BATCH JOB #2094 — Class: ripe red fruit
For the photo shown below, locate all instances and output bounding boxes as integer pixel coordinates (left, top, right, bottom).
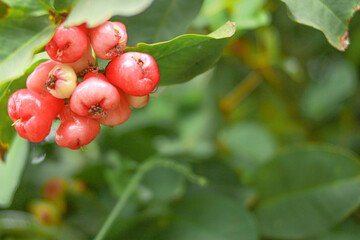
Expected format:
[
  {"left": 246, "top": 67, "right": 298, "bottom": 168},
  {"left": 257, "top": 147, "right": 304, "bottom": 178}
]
[
  {"left": 55, "top": 105, "right": 101, "bottom": 149},
  {"left": 82, "top": 72, "right": 107, "bottom": 82},
  {"left": 45, "top": 22, "right": 89, "bottom": 63},
  {"left": 70, "top": 74, "right": 120, "bottom": 119},
  {"left": 125, "top": 94, "right": 149, "bottom": 108},
  {"left": 106, "top": 52, "right": 160, "bottom": 96},
  {"left": 8, "top": 89, "right": 64, "bottom": 142},
  {"left": 89, "top": 21, "right": 127, "bottom": 60},
  {"left": 26, "top": 60, "right": 59, "bottom": 94},
  {"left": 47, "top": 64, "right": 77, "bottom": 99},
  {"left": 98, "top": 89, "right": 132, "bottom": 126}
]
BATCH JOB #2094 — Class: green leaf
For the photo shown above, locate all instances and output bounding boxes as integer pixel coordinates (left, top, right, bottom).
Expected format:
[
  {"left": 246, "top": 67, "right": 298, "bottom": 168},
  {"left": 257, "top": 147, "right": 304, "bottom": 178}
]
[
  {"left": 280, "top": 0, "right": 360, "bottom": 51},
  {"left": 53, "top": 0, "right": 76, "bottom": 12},
  {"left": 0, "top": 10, "right": 55, "bottom": 85},
  {"left": 117, "top": 0, "right": 203, "bottom": 45},
  {"left": 0, "top": 135, "right": 29, "bottom": 208},
  {"left": 313, "top": 218, "right": 360, "bottom": 240},
  {"left": 231, "top": 0, "right": 270, "bottom": 30},
  {"left": 126, "top": 21, "right": 236, "bottom": 86},
  {"left": 159, "top": 194, "right": 258, "bottom": 240},
  {"left": 301, "top": 60, "right": 357, "bottom": 120},
  {"left": 0, "top": 1, "right": 9, "bottom": 19},
  {"left": 66, "top": 0, "right": 154, "bottom": 28},
  {"left": 219, "top": 122, "right": 277, "bottom": 172},
  {"left": 2, "top": 0, "right": 49, "bottom": 16},
  {"left": 252, "top": 146, "right": 360, "bottom": 239}
]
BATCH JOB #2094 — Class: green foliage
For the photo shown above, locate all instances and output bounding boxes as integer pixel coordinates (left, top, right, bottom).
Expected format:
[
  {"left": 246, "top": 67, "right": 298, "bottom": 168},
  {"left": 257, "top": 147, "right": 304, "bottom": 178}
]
[
  {"left": 126, "top": 21, "right": 236, "bottom": 86},
  {"left": 118, "top": 0, "right": 204, "bottom": 45},
  {"left": 66, "top": 0, "right": 154, "bottom": 28},
  {"left": 252, "top": 146, "right": 360, "bottom": 239},
  {"left": 0, "top": 135, "right": 29, "bottom": 207},
  {"left": 280, "top": 0, "right": 360, "bottom": 51}
]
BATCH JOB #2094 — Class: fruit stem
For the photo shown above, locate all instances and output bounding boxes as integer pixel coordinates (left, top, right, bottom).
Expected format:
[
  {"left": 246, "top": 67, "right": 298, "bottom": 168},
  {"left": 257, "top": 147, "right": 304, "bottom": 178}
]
[{"left": 11, "top": 119, "right": 22, "bottom": 126}]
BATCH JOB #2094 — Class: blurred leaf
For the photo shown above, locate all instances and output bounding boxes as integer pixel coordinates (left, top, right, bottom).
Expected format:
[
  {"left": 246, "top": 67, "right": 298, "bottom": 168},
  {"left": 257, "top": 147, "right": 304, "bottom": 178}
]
[
  {"left": 53, "top": 0, "right": 76, "bottom": 12},
  {"left": 2, "top": 0, "right": 49, "bottom": 16},
  {"left": 252, "top": 146, "right": 360, "bottom": 239},
  {"left": 219, "top": 122, "right": 277, "bottom": 171},
  {"left": 301, "top": 60, "right": 357, "bottom": 120},
  {"left": 280, "top": 0, "right": 360, "bottom": 51},
  {"left": 0, "top": 1, "right": 9, "bottom": 19},
  {"left": 142, "top": 166, "right": 185, "bottom": 201},
  {"left": 159, "top": 194, "right": 258, "bottom": 240},
  {"left": 231, "top": 0, "right": 270, "bottom": 30},
  {"left": 126, "top": 21, "right": 236, "bottom": 86},
  {"left": 0, "top": 10, "right": 54, "bottom": 85},
  {"left": 66, "top": 0, "right": 154, "bottom": 28},
  {"left": 0, "top": 135, "right": 29, "bottom": 208},
  {"left": 313, "top": 218, "right": 360, "bottom": 240}
]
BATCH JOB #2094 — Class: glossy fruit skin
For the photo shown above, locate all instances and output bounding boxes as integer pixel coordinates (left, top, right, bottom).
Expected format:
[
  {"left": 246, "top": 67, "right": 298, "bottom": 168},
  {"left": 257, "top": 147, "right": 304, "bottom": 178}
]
[
  {"left": 125, "top": 94, "right": 149, "bottom": 108},
  {"left": 106, "top": 52, "right": 160, "bottom": 96},
  {"left": 47, "top": 64, "right": 77, "bottom": 99},
  {"left": 89, "top": 21, "right": 127, "bottom": 60},
  {"left": 45, "top": 22, "right": 89, "bottom": 63},
  {"left": 8, "top": 89, "right": 64, "bottom": 142},
  {"left": 70, "top": 75, "right": 120, "bottom": 119},
  {"left": 98, "top": 89, "right": 132, "bottom": 126},
  {"left": 82, "top": 72, "right": 107, "bottom": 82},
  {"left": 26, "top": 60, "right": 59, "bottom": 94},
  {"left": 55, "top": 105, "right": 101, "bottom": 149}
]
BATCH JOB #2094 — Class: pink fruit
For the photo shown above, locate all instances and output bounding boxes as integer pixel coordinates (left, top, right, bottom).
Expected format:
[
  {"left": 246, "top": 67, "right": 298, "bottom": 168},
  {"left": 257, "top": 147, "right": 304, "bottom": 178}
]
[
  {"left": 98, "top": 89, "right": 132, "bottom": 126},
  {"left": 106, "top": 52, "right": 160, "bottom": 96},
  {"left": 26, "top": 60, "right": 59, "bottom": 94},
  {"left": 8, "top": 89, "right": 64, "bottom": 142},
  {"left": 45, "top": 22, "right": 89, "bottom": 63},
  {"left": 67, "top": 43, "right": 96, "bottom": 74},
  {"left": 89, "top": 21, "right": 127, "bottom": 60},
  {"left": 47, "top": 64, "right": 77, "bottom": 99},
  {"left": 70, "top": 75, "right": 120, "bottom": 119},
  {"left": 55, "top": 105, "right": 101, "bottom": 150}
]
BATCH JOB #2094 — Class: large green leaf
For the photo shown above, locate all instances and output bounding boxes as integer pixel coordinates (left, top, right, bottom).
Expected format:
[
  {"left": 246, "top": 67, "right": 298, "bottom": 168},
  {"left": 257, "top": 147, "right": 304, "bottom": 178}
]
[
  {"left": 313, "top": 218, "right": 360, "bottom": 240},
  {"left": 301, "top": 60, "right": 357, "bottom": 120},
  {"left": 2, "top": 0, "right": 50, "bottom": 16},
  {"left": 252, "top": 146, "right": 360, "bottom": 239},
  {"left": 117, "top": 0, "right": 203, "bottom": 45},
  {"left": 0, "top": 10, "right": 54, "bottom": 85},
  {"left": 66, "top": 0, "right": 154, "bottom": 28},
  {"left": 280, "top": 0, "right": 360, "bottom": 51},
  {"left": 159, "top": 194, "right": 258, "bottom": 240},
  {"left": 0, "top": 135, "right": 29, "bottom": 208},
  {"left": 126, "top": 21, "right": 236, "bottom": 86}
]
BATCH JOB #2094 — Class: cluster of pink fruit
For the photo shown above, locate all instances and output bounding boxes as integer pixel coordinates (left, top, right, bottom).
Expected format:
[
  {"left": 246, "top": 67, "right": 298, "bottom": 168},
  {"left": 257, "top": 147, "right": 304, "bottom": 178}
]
[{"left": 7, "top": 20, "right": 160, "bottom": 150}]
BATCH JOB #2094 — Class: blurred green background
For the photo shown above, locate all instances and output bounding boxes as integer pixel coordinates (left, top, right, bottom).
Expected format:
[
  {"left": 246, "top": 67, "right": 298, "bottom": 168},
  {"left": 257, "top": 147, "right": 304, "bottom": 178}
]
[{"left": 2, "top": 0, "right": 360, "bottom": 239}]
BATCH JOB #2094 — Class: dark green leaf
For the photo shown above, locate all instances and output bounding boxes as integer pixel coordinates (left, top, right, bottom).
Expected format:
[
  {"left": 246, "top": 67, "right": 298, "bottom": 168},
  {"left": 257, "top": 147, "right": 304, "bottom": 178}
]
[
  {"left": 280, "top": 0, "right": 360, "bottom": 51},
  {"left": 252, "top": 146, "right": 360, "bottom": 239},
  {"left": 126, "top": 21, "right": 236, "bottom": 86},
  {"left": 66, "top": 0, "right": 154, "bottom": 28},
  {"left": 117, "top": 0, "right": 203, "bottom": 45},
  {"left": 159, "top": 194, "right": 258, "bottom": 240},
  {"left": 0, "top": 135, "right": 29, "bottom": 208}
]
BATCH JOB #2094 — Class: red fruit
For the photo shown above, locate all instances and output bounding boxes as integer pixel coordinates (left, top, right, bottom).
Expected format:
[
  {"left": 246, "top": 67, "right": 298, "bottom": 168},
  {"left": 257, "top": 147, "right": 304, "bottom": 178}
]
[
  {"left": 45, "top": 22, "right": 89, "bottom": 63},
  {"left": 125, "top": 94, "right": 149, "bottom": 108},
  {"left": 82, "top": 72, "right": 107, "bottom": 82},
  {"left": 8, "top": 89, "right": 64, "bottom": 142},
  {"left": 26, "top": 60, "right": 59, "bottom": 94},
  {"left": 89, "top": 21, "right": 127, "bottom": 60},
  {"left": 98, "top": 89, "right": 132, "bottom": 126},
  {"left": 67, "top": 43, "right": 96, "bottom": 74},
  {"left": 55, "top": 106, "right": 101, "bottom": 150},
  {"left": 106, "top": 52, "right": 160, "bottom": 96},
  {"left": 77, "top": 23, "right": 89, "bottom": 35},
  {"left": 70, "top": 75, "right": 120, "bottom": 119}
]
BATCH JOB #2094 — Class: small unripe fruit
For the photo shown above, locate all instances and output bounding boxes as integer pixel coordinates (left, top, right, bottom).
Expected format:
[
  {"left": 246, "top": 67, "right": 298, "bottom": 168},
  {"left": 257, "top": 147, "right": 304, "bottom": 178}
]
[
  {"left": 70, "top": 75, "right": 120, "bottom": 119},
  {"left": 45, "top": 22, "right": 89, "bottom": 63},
  {"left": 47, "top": 64, "right": 77, "bottom": 99},
  {"left": 26, "top": 60, "right": 59, "bottom": 94},
  {"left": 106, "top": 52, "right": 160, "bottom": 96},
  {"left": 56, "top": 105, "right": 101, "bottom": 149},
  {"left": 98, "top": 89, "right": 132, "bottom": 126},
  {"left": 43, "top": 177, "right": 67, "bottom": 200},
  {"left": 89, "top": 21, "right": 127, "bottom": 60},
  {"left": 29, "top": 200, "right": 61, "bottom": 225},
  {"left": 8, "top": 90, "right": 64, "bottom": 142},
  {"left": 125, "top": 94, "right": 149, "bottom": 108}
]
